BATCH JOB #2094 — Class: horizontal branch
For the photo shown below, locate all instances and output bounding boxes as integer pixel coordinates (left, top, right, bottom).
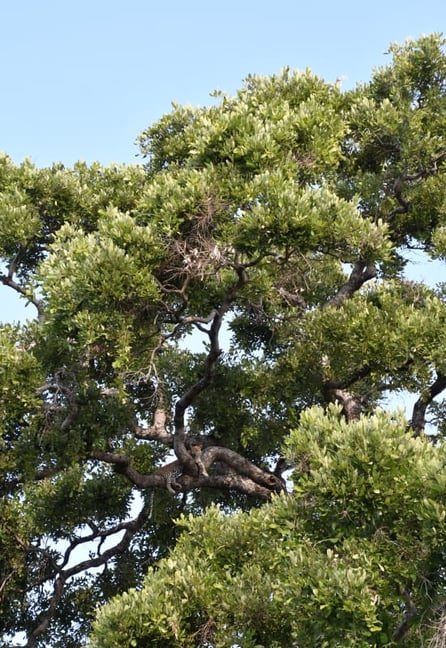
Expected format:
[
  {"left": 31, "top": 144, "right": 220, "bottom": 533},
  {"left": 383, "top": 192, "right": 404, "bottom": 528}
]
[
  {"left": 197, "top": 473, "right": 275, "bottom": 499},
  {"left": 201, "top": 446, "right": 283, "bottom": 492},
  {"left": 90, "top": 443, "right": 284, "bottom": 498},
  {"left": 179, "top": 309, "right": 218, "bottom": 326}
]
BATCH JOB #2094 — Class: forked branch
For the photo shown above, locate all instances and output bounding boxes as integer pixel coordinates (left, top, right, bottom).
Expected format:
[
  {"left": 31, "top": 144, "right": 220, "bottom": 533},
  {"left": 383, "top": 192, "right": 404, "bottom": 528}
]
[{"left": 22, "top": 502, "right": 150, "bottom": 648}]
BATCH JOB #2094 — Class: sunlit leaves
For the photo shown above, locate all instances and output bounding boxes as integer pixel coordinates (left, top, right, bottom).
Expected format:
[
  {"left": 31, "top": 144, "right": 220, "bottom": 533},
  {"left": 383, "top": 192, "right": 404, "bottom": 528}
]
[
  {"left": 247, "top": 278, "right": 446, "bottom": 426},
  {"left": 0, "top": 186, "right": 41, "bottom": 258},
  {"left": 2, "top": 34, "right": 446, "bottom": 647},
  {"left": 92, "top": 408, "right": 446, "bottom": 647},
  {"left": 37, "top": 208, "right": 163, "bottom": 372}
]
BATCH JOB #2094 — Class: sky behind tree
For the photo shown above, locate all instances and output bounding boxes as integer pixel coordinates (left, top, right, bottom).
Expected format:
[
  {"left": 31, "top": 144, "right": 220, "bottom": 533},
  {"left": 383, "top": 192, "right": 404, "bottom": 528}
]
[{"left": 1, "top": 0, "right": 445, "bottom": 320}]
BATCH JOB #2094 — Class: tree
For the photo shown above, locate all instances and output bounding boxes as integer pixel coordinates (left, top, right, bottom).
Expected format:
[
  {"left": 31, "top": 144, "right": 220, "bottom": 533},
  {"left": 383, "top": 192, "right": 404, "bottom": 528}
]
[
  {"left": 1, "top": 33, "right": 446, "bottom": 646},
  {"left": 90, "top": 406, "right": 446, "bottom": 647}
]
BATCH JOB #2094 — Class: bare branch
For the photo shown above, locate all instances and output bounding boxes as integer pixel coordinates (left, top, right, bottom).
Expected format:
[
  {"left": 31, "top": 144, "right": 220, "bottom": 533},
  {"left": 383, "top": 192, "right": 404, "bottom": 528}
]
[
  {"left": 0, "top": 570, "right": 17, "bottom": 598},
  {"left": 179, "top": 309, "right": 218, "bottom": 326}
]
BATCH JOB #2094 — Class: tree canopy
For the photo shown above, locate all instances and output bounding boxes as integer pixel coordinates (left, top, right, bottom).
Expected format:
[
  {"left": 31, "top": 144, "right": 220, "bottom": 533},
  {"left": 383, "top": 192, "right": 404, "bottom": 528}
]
[
  {"left": 1, "top": 34, "right": 446, "bottom": 647},
  {"left": 91, "top": 407, "right": 446, "bottom": 647}
]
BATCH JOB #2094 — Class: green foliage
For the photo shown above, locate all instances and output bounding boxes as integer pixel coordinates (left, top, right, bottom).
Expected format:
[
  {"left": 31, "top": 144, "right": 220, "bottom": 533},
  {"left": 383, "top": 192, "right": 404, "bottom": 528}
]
[
  {"left": 91, "top": 408, "right": 446, "bottom": 647},
  {"left": 1, "top": 33, "right": 446, "bottom": 647}
]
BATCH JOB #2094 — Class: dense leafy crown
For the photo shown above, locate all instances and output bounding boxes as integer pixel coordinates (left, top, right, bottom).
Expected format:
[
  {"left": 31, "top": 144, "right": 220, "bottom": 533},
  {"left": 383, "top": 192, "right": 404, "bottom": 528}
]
[{"left": 1, "top": 34, "right": 446, "bottom": 647}]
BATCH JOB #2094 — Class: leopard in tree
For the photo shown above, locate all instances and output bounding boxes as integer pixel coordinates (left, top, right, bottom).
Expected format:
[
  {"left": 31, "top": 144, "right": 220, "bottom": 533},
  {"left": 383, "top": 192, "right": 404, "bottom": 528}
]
[
  {"left": 158, "top": 442, "right": 208, "bottom": 493},
  {"left": 147, "top": 442, "right": 209, "bottom": 519},
  {"left": 187, "top": 441, "right": 209, "bottom": 479},
  {"left": 155, "top": 460, "right": 184, "bottom": 495}
]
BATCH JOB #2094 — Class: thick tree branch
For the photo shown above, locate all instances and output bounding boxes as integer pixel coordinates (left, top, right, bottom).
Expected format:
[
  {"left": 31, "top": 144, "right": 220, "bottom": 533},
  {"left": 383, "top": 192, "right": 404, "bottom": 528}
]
[
  {"left": 90, "top": 443, "right": 284, "bottom": 499},
  {"left": 196, "top": 473, "right": 276, "bottom": 499},
  {"left": 410, "top": 372, "right": 446, "bottom": 436},
  {"left": 201, "top": 446, "right": 284, "bottom": 492},
  {"left": 326, "top": 388, "right": 363, "bottom": 422},
  {"left": 133, "top": 398, "right": 173, "bottom": 444},
  {"left": 327, "top": 259, "right": 377, "bottom": 308}
]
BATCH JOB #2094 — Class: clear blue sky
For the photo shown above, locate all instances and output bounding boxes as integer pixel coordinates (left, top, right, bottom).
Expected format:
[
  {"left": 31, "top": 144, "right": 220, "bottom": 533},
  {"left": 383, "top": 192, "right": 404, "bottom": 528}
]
[{"left": 1, "top": 0, "right": 445, "bottom": 320}]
